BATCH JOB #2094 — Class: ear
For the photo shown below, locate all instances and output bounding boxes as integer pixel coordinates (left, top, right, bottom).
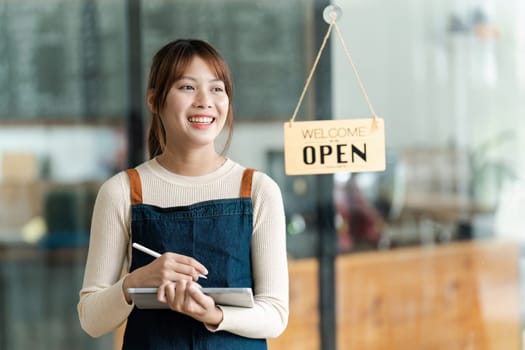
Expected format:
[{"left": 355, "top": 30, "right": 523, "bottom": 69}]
[{"left": 146, "top": 89, "right": 156, "bottom": 113}]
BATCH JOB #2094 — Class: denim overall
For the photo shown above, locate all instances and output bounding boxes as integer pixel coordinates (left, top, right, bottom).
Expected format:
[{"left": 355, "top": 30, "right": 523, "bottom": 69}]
[{"left": 122, "top": 168, "right": 267, "bottom": 350}]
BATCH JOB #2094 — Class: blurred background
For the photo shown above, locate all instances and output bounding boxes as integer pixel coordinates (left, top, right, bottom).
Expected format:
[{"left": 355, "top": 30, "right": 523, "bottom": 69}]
[{"left": 0, "top": 0, "right": 524, "bottom": 349}]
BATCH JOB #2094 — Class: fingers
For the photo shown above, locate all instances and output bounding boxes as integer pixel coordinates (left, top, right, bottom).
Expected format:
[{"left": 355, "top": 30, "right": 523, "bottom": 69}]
[
  {"left": 163, "top": 280, "right": 203, "bottom": 311},
  {"left": 167, "top": 253, "right": 208, "bottom": 278},
  {"left": 157, "top": 281, "right": 173, "bottom": 303},
  {"left": 160, "top": 253, "right": 208, "bottom": 282},
  {"left": 186, "top": 283, "right": 212, "bottom": 309},
  {"left": 174, "top": 279, "right": 188, "bottom": 309},
  {"left": 159, "top": 281, "right": 221, "bottom": 324},
  {"left": 158, "top": 281, "right": 186, "bottom": 309}
]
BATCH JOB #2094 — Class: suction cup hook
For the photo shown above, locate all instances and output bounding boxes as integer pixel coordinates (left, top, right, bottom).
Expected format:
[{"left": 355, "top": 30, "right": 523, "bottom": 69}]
[{"left": 323, "top": 4, "right": 342, "bottom": 24}]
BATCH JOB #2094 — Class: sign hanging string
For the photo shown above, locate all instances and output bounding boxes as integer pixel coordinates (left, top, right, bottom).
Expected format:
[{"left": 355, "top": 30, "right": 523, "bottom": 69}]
[{"left": 289, "top": 14, "right": 379, "bottom": 125}]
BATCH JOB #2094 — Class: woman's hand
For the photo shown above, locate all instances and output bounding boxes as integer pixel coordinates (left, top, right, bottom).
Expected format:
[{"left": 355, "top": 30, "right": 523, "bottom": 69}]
[
  {"left": 122, "top": 252, "right": 208, "bottom": 303},
  {"left": 159, "top": 280, "right": 224, "bottom": 326}
]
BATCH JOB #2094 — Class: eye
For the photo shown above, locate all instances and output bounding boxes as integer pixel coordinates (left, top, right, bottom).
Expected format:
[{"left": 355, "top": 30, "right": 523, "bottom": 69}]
[
  {"left": 179, "top": 85, "right": 195, "bottom": 91},
  {"left": 211, "top": 86, "right": 224, "bottom": 93}
]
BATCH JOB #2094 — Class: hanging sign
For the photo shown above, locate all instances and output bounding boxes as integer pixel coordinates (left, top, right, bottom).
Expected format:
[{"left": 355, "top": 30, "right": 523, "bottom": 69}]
[
  {"left": 284, "top": 118, "right": 385, "bottom": 175},
  {"left": 283, "top": 5, "right": 386, "bottom": 176}
]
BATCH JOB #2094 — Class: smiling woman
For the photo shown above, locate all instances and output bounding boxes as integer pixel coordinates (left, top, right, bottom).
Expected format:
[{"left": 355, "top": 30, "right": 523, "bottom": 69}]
[{"left": 77, "top": 39, "right": 289, "bottom": 350}]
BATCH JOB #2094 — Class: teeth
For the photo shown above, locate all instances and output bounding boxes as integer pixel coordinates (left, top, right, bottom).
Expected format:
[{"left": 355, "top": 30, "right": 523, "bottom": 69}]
[{"left": 188, "top": 116, "right": 214, "bottom": 123}]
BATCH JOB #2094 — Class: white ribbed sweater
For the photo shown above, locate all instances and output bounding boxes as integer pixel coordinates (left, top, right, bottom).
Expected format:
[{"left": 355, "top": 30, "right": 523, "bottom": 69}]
[{"left": 78, "top": 158, "right": 289, "bottom": 339}]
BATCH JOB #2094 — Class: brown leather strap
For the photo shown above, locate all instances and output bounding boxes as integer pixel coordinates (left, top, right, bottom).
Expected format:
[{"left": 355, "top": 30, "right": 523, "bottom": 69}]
[
  {"left": 126, "top": 169, "right": 143, "bottom": 205},
  {"left": 240, "top": 168, "right": 255, "bottom": 198}
]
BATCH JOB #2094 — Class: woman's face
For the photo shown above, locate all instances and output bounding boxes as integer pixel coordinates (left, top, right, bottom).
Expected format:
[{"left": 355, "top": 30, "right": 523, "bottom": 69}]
[{"left": 158, "top": 56, "right": 229, "bottom": 152}]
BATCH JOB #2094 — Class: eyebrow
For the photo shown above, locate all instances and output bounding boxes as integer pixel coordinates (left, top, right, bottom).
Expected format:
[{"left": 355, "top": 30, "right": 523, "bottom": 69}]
[{"left": 178, "top": 76, "right": 224, "bottom": 84}]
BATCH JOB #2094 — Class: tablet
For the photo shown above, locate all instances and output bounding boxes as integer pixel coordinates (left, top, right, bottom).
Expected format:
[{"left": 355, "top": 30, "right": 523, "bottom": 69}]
[{"left": 127, "top": 287, "right": 254, "bottom": 309}]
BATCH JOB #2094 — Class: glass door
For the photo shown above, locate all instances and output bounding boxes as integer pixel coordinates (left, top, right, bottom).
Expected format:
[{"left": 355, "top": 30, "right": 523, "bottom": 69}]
[{"left": 0, "top": 1, "right": 127, "bottom": 348}]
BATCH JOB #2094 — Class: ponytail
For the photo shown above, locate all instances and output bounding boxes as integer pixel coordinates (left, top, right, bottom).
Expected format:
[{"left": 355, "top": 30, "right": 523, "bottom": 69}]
[{"left": 147, "top": 113, "right": 165, "bottom": 159}]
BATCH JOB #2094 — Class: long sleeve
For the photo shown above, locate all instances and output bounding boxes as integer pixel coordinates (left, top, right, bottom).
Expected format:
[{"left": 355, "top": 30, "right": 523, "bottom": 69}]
[{"left": 77, "top": 173, "right": 134, "bottom": 337}]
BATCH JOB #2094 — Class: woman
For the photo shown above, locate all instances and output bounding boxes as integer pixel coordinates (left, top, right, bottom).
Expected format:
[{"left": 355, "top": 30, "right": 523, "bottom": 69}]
[{"left": 78, "top": 39, "right": 288, "bottom": 349}]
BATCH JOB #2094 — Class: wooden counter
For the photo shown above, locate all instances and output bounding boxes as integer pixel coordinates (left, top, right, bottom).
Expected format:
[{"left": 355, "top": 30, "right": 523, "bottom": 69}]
[
  {"left": 338, "top": 240, "right": 520, "bottom": 349},
  {"left": 270, "top": 240, "right": 521, "bottom": 350}
]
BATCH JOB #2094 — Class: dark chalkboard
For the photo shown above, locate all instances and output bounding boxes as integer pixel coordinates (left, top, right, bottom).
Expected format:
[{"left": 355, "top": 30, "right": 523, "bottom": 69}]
[
  {"left": 0, "top": 0, "right": 126, "bottom": 121},
  {"left": 0, "top": 0, "right": 312, "bottom": 122}
]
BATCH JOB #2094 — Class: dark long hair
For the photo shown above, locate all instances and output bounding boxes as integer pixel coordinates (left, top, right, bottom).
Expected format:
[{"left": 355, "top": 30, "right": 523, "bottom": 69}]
[{"left": 146, "top": 39, "right": 234, "bottom": 159}]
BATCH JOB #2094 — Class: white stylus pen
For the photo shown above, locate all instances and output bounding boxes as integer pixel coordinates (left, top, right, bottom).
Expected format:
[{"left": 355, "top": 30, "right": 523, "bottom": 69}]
[{"left": 132, "top": 242, "right": 207, "bottom": 279}]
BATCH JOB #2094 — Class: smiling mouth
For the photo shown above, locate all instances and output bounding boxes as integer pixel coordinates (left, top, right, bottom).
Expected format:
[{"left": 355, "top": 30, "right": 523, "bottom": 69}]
[{"left": 188, "top": 116, "right": 215, "bottom": 124}]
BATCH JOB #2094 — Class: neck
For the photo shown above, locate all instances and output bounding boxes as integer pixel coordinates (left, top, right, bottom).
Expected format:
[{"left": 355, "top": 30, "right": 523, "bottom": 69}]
[{"left": 157, "top": 148, "right": 225, "bottom": 176}]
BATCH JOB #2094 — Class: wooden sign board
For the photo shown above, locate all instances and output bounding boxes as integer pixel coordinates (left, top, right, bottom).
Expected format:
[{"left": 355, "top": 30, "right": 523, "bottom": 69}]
[{"left": 283, "top": 118, "right": 386, "bottom": 175}]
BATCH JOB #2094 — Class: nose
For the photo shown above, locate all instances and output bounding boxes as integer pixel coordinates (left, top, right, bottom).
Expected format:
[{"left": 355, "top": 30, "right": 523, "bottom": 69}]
[{"left": 192, "top": 90, "right": 212, "bottom": 108}]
